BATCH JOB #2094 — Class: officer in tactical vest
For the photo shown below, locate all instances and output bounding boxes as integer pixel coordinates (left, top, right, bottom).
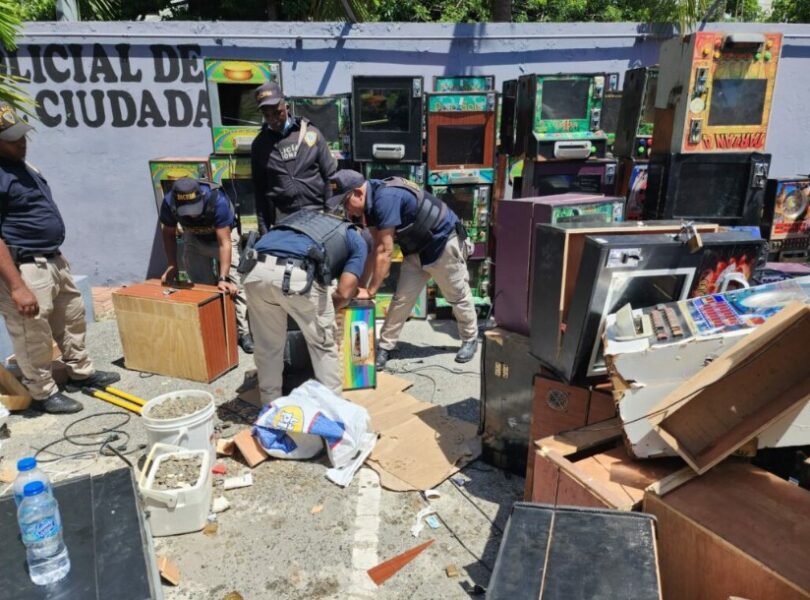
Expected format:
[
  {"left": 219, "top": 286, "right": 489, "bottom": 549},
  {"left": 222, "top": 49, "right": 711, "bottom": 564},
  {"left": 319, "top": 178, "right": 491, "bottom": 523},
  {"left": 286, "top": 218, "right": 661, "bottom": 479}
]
[
  {"left": 250, "top": 82, "right": 337, "bottom": 233},
  {"left": 0, "top": 100, "right": 120, "bottom": 414},
  {"left": 331, "top": 170, "right": 479, "bottom": 369},
  {"left": 242, "top": 209, "right": 370, "bottom": 404},
  {"left": 159, "top": 177, "right": 253, "bottom": 353}
]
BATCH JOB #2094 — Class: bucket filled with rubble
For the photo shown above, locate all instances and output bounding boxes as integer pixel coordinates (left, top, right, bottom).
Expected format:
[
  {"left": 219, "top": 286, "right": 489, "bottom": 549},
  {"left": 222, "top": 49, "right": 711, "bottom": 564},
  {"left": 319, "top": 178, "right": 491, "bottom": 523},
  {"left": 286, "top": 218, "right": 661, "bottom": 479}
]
[{"left": 141, "top": 390, "right": 215, "bottom": 463}]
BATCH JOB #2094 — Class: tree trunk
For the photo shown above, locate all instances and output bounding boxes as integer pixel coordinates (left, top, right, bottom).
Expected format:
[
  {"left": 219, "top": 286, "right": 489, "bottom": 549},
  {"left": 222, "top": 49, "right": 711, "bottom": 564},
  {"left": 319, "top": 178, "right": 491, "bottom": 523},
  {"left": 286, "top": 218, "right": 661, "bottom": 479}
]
[
  {"left": 492, "top": 0, "right": 512, "bottom": 22},
  {"left": 267, "top": 0, "right": 279, "bottom": 20}
]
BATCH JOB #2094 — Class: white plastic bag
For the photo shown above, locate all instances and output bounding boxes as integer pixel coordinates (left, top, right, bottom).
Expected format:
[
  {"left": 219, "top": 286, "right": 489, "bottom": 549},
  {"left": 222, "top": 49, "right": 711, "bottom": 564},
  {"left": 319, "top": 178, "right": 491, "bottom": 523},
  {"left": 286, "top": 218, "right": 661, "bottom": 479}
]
[{"left": 252, "top": 380, "right": 377, "bottom": 486}]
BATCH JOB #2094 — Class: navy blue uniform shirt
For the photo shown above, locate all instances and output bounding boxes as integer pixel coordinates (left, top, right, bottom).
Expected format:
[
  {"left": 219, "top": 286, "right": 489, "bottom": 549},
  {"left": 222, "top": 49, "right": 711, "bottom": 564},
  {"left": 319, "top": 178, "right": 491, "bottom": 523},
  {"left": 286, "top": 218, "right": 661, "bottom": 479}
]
[
  {"left": 0, "top": 158, "right": 66, "bottom": 258},
  {"left": 365, "top": 179, "right": 458, "bottom": 266},
  {"left": 159, "top": 186, "right": 238, "bottom": 234},
  {"left": 255, "top": 226, "right": 368, "bottom": 280}
]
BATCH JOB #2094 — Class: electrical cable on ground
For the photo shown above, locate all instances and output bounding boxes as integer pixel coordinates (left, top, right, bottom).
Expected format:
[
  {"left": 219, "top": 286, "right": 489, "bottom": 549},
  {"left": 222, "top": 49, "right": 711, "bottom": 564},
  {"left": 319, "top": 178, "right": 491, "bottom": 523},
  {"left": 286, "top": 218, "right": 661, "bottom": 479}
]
[{"left": 31, "top": 411, "right": 144, "bottom": 464}]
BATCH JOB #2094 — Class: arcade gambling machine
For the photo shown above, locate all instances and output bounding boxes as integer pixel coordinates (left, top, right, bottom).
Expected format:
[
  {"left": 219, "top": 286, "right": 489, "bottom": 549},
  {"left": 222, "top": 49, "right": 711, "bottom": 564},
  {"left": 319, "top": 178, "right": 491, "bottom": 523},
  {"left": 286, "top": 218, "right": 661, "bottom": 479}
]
[
  {"left": 426, "top": 89, "right": 498, "bottom": 311},
  {"left": 646, "top": 32, "right": 783, "bottom": 225},
  {"left": 352, "top": 75, "right": 428, "bottom": 320}
]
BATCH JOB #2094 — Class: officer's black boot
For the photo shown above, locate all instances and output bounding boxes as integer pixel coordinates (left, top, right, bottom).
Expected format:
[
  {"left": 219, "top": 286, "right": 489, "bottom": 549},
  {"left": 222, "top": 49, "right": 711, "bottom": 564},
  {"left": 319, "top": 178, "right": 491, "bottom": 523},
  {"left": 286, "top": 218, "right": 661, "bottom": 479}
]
[
  {"left": 34, "top": 392, "right": 84, "bottom": 415},
  {"left": 239, "top": 333, "right": 255, "bottom": 354},
  {"left": 455, "top": 340, "right": 478, "bottom": 364},
  {"left": 65, "top": 370, "right": 121, "bottom": 392},
  {"left": 375, "top": 348, "right": 390, "bottom": 370}
]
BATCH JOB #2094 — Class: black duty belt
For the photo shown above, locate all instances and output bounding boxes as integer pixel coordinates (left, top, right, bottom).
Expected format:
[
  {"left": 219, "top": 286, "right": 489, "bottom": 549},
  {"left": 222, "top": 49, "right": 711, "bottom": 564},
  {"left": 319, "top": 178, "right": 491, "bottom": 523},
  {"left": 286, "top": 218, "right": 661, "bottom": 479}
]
[
  {"left": 16, "top": 251, "right": 62, "bottom": 264},
  {"left": 255, "top": 253, "right": 308, "bottom": 270}
]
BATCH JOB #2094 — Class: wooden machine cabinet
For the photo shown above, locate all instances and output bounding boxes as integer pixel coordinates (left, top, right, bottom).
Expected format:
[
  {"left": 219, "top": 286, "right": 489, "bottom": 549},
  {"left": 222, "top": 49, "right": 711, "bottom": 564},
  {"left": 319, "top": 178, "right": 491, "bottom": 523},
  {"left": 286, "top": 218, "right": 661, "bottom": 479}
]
[{"left": 112, "top": 281, "right": 238, "bottom": 383}]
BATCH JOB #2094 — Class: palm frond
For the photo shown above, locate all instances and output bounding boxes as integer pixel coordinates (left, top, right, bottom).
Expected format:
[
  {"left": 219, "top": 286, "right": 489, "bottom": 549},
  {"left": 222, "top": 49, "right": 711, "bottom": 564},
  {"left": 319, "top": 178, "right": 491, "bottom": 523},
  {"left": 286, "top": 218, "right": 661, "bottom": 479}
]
[{"left": 0, "top": 1, "right": 36, "bottom": 115}]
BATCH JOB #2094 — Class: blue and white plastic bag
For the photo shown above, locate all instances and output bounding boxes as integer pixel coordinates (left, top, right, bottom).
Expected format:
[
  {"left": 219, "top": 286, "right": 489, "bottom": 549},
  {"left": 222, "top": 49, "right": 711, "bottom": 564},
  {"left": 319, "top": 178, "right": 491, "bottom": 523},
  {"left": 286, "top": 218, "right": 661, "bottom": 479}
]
[{"left": 252, "top": 380, "right": 377, "bottom": 486}]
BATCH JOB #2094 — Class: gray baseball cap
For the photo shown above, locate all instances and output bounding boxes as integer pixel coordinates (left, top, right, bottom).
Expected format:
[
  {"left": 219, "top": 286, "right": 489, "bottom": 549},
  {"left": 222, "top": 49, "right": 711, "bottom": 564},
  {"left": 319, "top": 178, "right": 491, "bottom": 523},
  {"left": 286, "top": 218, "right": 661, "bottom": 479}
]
[
  {"left": 329, "top": 169, "right": 366, "bottom": 200},
  {"left": 255, "top": 82, "right": 283, "bottom": 108}
]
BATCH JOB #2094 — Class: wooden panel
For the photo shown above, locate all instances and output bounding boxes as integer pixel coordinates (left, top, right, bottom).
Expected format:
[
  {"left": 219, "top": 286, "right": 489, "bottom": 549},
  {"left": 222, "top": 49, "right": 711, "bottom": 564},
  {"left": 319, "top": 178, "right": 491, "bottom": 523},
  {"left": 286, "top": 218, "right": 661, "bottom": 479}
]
[
  {"left": 554, "top": 470, "right": 611, "bottom": 509},
  {"left": 652, "top": 304, "right": 810, "bottom": 472},
  {"left": 654, "top": 461, "right": 810, "bottom": 595},
  {"left": 645, "top": 465, "right": 810, "bottom": 600},
  {"left": 530, "top": 449, "right": 560, "bottom": 504},
  {"left": 0, "top": 363, "right": 31, "bottom": 411},
  {"left": 531, "top": 375, "right": 592, "bottom": 439},
  {"left": 199, "top": 295, "right": 237, "bottom": 381}
]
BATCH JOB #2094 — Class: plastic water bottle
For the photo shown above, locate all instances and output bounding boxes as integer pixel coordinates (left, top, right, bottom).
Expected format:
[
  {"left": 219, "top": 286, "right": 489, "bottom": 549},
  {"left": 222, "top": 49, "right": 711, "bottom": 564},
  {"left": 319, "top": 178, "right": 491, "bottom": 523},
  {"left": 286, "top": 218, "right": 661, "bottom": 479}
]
[
  {"left": 12, "top": 457, "right": 53, "bottom": 507},
  {"left": 17, "top": 481, "right": 71, "bottom": 585}
]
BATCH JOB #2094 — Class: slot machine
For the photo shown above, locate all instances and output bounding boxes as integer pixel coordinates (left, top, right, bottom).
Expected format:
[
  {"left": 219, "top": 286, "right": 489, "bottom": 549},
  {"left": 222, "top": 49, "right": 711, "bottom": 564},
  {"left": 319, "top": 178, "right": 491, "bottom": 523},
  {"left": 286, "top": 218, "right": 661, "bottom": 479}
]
[
  {"left": 288, "top": 94, "right": 352, "bottom": 163},
  {"left": 433, "top": 75, "right": 495, "bottom": 92},
  {"left": 760, "top": 177, "right": 810, "bottom": 261},
  {"left": 204, "top": 59, "right": 282, "bottom": 155},
  {"left": 209, "top": 156, "right": 258, "bottom": 235},
  {"left": 653, "top": 32, "right": 782, "bottom": 155},
  {"left": 351, "top": 75, "right": 424, "bottom": 163},
  {"left": 514, "top": 73, "right": 608, "bottom": 160},
  {"left": 521, "top": 157, "right": 618, "bottom": 197}
]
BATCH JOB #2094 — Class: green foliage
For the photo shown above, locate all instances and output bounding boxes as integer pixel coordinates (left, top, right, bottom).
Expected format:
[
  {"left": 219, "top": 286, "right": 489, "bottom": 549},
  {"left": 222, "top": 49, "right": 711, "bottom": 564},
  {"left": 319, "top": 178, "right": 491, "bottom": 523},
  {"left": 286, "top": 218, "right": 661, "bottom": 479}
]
[
  {"left": 770, "top": 0, "right": 810, "bottom": 22},
  {"left": 0, "top": 0, "right": 36, "bottom": 115}
]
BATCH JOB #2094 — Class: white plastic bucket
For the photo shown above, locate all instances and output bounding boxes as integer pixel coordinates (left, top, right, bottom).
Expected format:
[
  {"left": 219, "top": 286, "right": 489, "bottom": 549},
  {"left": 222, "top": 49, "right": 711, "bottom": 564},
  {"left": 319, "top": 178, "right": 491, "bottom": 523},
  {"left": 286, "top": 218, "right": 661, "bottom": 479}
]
[
  {"left": 138, "top": 443, "right": 212, "bottom": 537},
  {"left": 141, "top": 390, "right": 215, "bottom": 464}
]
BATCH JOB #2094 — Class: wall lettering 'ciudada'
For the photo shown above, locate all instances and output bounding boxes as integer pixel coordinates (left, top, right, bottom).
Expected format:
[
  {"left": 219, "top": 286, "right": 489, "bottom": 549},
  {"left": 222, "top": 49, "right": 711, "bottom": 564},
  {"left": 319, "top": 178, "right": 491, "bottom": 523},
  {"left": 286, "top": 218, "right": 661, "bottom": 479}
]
[{"left": 0, "top": 43, "right": 211, "bottom": 128}]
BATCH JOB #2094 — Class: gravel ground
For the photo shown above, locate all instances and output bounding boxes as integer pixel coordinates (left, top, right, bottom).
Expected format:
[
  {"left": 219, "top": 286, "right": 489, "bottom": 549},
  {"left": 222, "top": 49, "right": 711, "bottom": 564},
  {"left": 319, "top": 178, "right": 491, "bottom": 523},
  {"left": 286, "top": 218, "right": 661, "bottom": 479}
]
[{"left": 0, "top": 316, "right": 524, "bottom": 599}]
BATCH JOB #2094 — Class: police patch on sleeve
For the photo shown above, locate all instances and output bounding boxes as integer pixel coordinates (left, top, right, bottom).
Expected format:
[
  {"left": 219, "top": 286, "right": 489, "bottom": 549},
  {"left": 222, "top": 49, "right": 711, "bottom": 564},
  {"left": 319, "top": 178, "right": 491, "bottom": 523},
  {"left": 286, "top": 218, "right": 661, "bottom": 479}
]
[{"left": 304, "top": 131, "right": 318, "bottom": 147}]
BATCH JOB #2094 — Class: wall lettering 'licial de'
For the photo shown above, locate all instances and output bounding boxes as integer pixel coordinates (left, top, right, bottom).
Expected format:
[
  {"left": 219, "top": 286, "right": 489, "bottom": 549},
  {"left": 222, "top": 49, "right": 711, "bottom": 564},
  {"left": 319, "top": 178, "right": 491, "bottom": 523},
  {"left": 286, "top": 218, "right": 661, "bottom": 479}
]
[{"left": 0, "top": 43, "right": 211, "bottom": 128}]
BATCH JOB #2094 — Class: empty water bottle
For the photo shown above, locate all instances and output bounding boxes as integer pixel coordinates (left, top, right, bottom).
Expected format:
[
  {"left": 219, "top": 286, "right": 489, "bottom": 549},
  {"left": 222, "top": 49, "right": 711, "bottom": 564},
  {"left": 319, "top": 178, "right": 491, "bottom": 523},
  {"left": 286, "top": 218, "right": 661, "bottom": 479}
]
[
  {"left": 12, "top": 457, "right": 52, "bottom": 507},
  {"left": 17, "top": 481, "right": 71, "bottom": 585}
]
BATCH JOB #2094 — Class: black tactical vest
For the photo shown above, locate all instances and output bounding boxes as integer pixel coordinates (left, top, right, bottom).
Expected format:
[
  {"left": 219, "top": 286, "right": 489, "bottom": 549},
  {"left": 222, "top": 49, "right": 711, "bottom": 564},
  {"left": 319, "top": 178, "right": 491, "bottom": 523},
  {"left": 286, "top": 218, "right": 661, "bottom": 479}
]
[
  {"left": 381, "top": 177, "right": 448, "bottom": 256},
  {"left": 168, "top": 182, "right": 233, "bottom": 236},
  {"left": 274, "top": 210, "right": 354, "bottom": 283}
]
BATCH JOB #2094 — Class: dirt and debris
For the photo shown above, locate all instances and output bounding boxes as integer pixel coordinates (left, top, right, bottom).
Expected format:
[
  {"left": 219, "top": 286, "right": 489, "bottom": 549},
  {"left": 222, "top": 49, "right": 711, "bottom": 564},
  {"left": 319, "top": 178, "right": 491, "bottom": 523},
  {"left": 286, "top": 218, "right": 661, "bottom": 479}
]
[
  {"left": 147, "top": 395, "right": 210, "bottom": 420},
  {"left": 152, "top": 455, "right": 203, "bottom": 490}
]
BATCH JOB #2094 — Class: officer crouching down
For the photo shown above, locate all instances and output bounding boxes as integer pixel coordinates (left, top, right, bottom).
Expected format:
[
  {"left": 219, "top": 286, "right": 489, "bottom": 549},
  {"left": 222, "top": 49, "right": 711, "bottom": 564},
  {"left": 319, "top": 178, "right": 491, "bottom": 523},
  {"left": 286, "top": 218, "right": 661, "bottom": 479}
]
[
  {"left": 241, "top": 209, "right": 370, "bottom": 405},
  {"left": 331, "top": 170, "right": 479, "bottom": 369},
  {"left": 159, "top": 177, "right": 254, "bottom": 354}
]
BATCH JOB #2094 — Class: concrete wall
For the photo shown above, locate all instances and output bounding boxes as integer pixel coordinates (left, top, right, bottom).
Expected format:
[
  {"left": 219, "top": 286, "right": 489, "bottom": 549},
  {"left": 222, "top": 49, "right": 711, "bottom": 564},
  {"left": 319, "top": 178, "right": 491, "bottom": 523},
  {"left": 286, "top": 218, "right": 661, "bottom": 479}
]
[{"left": 4, "top": 22, "right": 809, "bottom": 285}]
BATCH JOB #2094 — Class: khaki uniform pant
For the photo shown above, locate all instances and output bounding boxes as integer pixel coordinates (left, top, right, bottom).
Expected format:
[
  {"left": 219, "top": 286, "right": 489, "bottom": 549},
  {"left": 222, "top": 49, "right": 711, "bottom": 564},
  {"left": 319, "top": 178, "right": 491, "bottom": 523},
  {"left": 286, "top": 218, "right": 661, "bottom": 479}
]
[
  {"left": 183, "top": 230, "right": 250, "bottom": 337},
  {"left": 243, "top": 258, "right": 340, "bottom": 404},
  {"left": 379, "top": 234, "right": 478, "bottom": 351},
  {"left": 0, "top": 255, "right": 94, "bottom": 400}
]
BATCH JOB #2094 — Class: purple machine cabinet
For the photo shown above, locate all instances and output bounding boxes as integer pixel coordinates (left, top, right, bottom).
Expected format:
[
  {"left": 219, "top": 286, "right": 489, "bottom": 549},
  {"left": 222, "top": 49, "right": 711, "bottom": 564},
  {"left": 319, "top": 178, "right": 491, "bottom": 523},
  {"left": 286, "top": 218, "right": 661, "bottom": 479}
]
[
  {"left": 494, "top": 193, "right": 625, "bottom": 335},
  {"left": 521, "top": 158, "right": 618, "bottom": 198}
]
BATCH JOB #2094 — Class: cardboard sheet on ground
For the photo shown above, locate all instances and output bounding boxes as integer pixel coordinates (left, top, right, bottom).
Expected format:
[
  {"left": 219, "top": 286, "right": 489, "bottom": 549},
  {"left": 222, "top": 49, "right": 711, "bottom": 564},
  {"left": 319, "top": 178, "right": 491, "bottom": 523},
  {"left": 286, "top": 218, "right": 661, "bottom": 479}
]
[{"left": 344, "top": 373, "right": 481, "bottom": 491}]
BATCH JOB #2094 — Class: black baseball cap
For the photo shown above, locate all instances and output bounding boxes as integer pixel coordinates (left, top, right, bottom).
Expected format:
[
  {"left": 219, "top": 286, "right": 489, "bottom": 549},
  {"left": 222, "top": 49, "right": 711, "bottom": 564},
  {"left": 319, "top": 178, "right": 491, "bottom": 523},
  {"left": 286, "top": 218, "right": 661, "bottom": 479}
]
[
  {"left": 329, "top": 169, "right": 366, "bottom": 201},
  {"left": 255, "top": 82, "right": 283, "bottom": 108},
  {"left": 172, "top": 178, "right": 206, "bottom": 217},
  {"left": 0, "top": 101, "right": 33, "bottom": 142}
]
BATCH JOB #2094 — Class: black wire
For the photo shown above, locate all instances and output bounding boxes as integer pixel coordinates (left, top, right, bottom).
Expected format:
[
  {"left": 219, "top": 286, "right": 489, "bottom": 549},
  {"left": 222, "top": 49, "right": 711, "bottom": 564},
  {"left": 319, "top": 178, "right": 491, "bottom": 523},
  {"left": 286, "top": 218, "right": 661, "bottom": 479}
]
[
  {"left": 32, "top": 411, "right": 141, "bottom": 463},
  {"left": 450, "top": 472, "right": 505, "bottom": 536}
]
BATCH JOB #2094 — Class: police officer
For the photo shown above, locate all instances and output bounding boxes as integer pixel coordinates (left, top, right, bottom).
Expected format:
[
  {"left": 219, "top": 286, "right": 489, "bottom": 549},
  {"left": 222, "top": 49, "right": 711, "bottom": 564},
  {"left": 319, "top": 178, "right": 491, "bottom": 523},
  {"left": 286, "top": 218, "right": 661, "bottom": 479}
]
[
  {"left": 242, "top": 210, "right": 369, "bottom": 404},
  {"left": 331, "top": 170, "right": 478, "bottom": 368},
  {"left": 250, "top": 81, "right": 337, "bottom": 233},
  {"left": 0, "top": 101, "right": 120, "bottom": 414},
  {"left": 159, "top": 177, "right": 253, "bottom": 353}
]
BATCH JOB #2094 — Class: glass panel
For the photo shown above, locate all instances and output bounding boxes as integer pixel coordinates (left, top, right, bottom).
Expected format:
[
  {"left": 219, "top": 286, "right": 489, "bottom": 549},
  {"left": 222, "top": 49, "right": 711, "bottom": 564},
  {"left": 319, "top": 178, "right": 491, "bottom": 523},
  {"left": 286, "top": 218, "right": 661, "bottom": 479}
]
[{"left": 359, "top": 88, "right": 411, "bottom": 132}]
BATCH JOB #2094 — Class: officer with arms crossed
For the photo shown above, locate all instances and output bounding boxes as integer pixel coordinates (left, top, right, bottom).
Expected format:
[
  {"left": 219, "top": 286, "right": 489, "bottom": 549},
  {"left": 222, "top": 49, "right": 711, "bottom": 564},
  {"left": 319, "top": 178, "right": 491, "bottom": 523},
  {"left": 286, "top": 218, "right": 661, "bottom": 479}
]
[
  {"left": 0, "top": 101, "right": 120, "bottom": 414},
  {"left": 159, "top": 177, "right": 254, "bottom": 353},
  {"left": 331, "top": 170, "right": 479, "bottom": 369},
  {"left": 251, "top": 82, "right": 337, "bottom": 233},
  {"left": 242, "top": 209, "right": 370, "bottom": 405}
]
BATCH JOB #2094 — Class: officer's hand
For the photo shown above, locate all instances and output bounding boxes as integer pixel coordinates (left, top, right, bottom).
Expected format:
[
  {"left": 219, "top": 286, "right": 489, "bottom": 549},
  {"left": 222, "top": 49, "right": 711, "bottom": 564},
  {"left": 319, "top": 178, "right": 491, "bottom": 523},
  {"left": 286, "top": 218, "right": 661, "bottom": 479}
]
[
  {"left": 161, "top": 265, "right": 177, "bottom": 285},
  {"left": 355, "top": 288, "right": 373, "bottom": 300},
  {"left": 218, "top": 280, "right": 238, "bottom": 297},
  {"left": 12, "top": 284, "right": 39, "bottom": 318}
]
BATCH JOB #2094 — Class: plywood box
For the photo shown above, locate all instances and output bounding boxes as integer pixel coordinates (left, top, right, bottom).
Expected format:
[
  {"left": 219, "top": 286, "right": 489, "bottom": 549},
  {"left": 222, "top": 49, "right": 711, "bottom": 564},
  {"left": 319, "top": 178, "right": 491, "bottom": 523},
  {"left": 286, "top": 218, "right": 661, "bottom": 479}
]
[
  {"left": 0, "top": 363, "right": 31, "bottom": 411},
  {"left": 113, "top": 281, "right": 237, "bottom": 383},
  {"left": 524, "top": 374, "right": 616, "bottom": 498},
  {"left": 531, "top": 441, "right": 682, "bottom": 511},
  {"left": 645, "top": 461, "right": 810, "bottom": 600}
]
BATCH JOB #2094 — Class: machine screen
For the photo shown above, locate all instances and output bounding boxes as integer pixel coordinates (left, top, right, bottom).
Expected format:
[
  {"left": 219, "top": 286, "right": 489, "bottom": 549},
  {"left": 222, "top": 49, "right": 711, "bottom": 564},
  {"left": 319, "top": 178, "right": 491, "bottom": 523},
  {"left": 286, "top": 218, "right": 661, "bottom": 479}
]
[
  {"left": 675, "top": 162, "right": 749, "bottom": 218},
  {"left": 217, "top": 83, "right": 262, "bottom": 127},
  {"left": 600, "top": 94, "right": 621, "bottom": 135},
  {"left": 436, "top": 124, "right": 485, "bottom": 166},
  {"left": 540, "top": 79, "right": 590, "bottom": 121},
  {"left": 292, "top": 99, "right": 340, "bottom": 142},
  {"left": 433, "top": 186, "right": 476, "bottom": 221},
  {"left": 359, "top": 88, "right": 411, "bottom": 132},
  {"left": 221, "top": 178, "right": 256, "bottom": 217},
  {"left": 708, "top": 79, "right": 767, "bottom": 126}
]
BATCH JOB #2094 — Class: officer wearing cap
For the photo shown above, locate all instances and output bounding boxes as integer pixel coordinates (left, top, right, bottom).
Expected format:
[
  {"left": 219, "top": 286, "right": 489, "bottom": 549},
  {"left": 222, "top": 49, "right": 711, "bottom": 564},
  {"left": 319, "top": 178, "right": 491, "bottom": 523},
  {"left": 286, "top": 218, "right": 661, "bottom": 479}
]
[
  {"left": 0, "top": 101, "right": 120, "bottom": 414},
  {"left": 250, "top": 81, "right": 337, "bottom": 233},
  {"left": 242, "top": 208, "right": 370, "bottom": 404},
  {"left": 331, "top": 170, "right": 479, "bottom": 368},
  {"left": 159, "top": 177, "right": 254, "bottom": 353}
]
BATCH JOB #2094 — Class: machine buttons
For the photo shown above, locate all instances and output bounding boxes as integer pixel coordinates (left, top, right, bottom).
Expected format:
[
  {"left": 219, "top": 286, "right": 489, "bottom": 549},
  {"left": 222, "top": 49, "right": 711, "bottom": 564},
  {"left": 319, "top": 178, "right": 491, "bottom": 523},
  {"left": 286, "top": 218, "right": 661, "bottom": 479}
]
[{"left": 688, "top": 119, "right": 702, "bottom": 144}]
